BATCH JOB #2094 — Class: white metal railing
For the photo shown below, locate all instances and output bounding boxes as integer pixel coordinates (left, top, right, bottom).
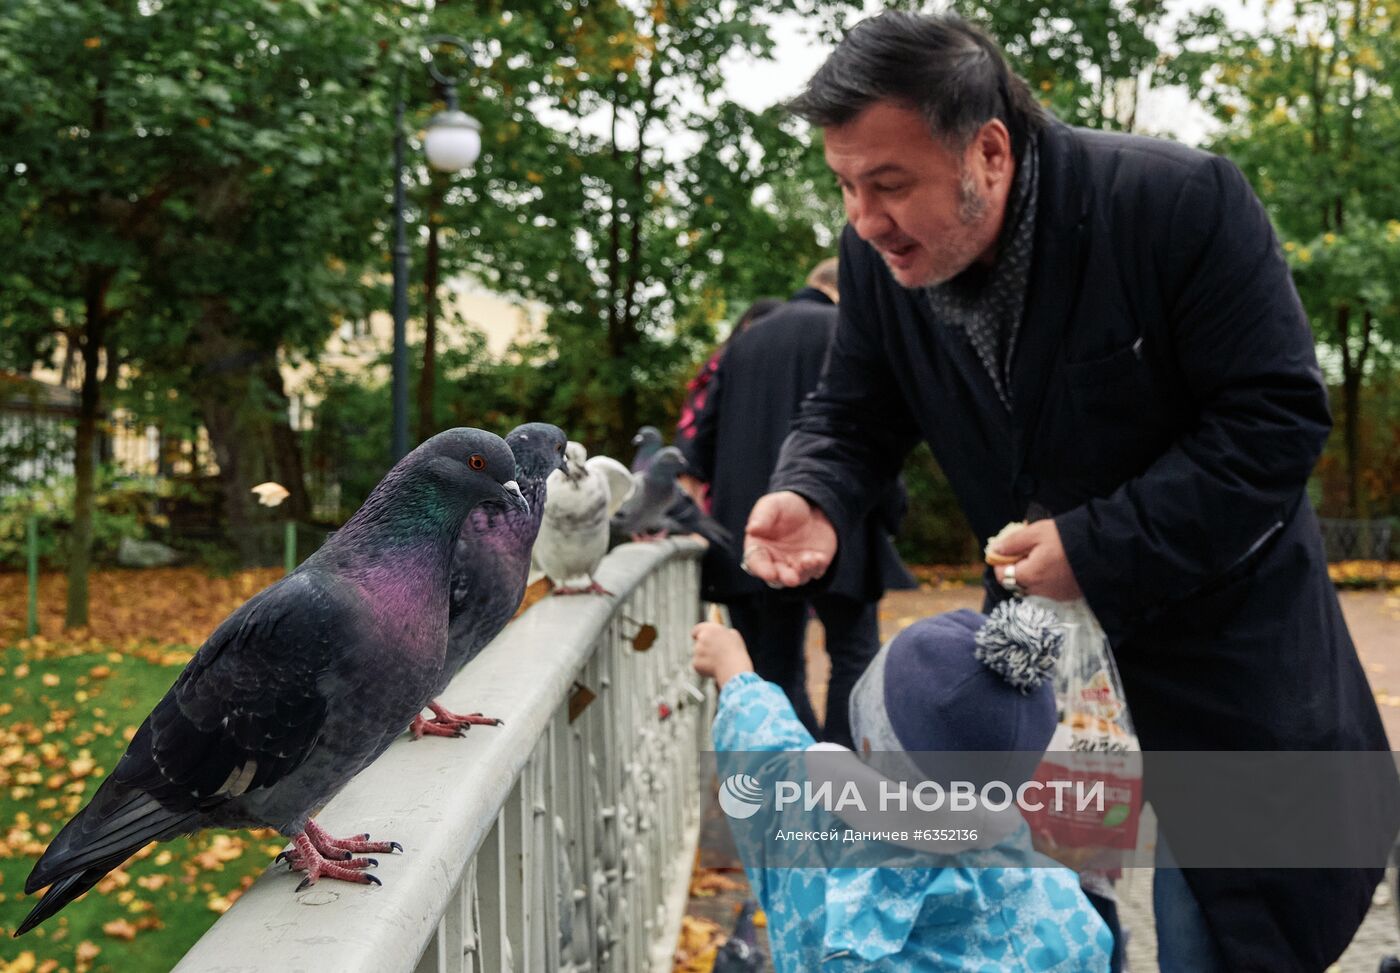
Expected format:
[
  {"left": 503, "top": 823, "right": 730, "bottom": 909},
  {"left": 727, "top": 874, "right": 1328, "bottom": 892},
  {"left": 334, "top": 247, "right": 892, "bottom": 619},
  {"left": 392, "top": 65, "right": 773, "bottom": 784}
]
[{"left": 174, "top": 538, "right": 709, "bottom": 973}]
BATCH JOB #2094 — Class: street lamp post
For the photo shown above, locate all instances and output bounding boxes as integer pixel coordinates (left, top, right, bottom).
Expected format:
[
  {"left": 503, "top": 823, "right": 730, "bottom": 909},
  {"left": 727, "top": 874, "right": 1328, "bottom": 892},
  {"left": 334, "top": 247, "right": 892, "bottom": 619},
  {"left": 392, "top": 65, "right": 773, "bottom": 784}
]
[{"left": 390, "top": 35, "right": 483, "bottom": 462}]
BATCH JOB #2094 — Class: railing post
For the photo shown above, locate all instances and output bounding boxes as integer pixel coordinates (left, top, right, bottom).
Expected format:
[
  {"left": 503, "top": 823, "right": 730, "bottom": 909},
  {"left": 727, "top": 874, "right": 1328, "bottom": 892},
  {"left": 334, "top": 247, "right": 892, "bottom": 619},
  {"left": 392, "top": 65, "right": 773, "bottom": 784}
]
[{"left": 284, "top": 520, "right": 297, "bottom": 575}]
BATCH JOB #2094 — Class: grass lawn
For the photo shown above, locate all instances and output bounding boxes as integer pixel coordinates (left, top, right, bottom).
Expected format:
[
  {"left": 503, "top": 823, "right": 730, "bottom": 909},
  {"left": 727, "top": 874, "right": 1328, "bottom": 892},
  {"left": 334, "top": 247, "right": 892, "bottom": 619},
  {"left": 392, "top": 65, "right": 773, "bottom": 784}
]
[{"left": 0, "top": 568, "right": 286, "bottom": 973}]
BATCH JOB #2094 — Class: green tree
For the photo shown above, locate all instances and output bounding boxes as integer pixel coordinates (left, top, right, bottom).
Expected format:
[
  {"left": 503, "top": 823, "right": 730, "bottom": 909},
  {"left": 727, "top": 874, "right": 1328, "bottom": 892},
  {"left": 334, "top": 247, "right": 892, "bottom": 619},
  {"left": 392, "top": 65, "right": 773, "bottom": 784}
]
[
  {"left": 955, "top": 0, "right": 1166, "bottom": 130},
  {"left": 400, "top": 1, "right": 854, "bottom": 456},
  {"left": 1, "top": 0, "right": 404, "bottom": 585},
  {"left": 1, "top": 4, "right": 160, "bottom": 625}
]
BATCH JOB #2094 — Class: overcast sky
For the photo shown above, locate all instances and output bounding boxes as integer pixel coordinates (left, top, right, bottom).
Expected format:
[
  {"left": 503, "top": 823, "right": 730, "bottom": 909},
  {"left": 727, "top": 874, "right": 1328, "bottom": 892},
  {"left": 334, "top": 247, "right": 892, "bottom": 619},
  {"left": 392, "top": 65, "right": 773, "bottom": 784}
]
[{"left": 717, "top": 1, "right": 1275, "bottom": 147}]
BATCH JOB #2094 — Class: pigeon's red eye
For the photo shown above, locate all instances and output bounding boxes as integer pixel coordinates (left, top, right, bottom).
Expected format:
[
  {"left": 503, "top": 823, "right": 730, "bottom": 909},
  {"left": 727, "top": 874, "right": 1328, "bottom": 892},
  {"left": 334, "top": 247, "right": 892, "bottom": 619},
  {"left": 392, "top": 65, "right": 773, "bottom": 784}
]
[{"left": 468, "top": 454, "right": 486, "bottom": 471}]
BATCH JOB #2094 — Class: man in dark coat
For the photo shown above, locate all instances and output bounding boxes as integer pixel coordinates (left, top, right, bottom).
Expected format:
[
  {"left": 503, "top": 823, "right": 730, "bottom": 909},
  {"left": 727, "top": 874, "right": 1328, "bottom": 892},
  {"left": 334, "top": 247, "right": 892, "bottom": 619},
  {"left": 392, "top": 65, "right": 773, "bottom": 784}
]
[
  {"left": 681, "top": 258, "right": 914, "bottom": 749},
  {"left": 740, "top": 11, "right": 1391, "bottom": 972}
]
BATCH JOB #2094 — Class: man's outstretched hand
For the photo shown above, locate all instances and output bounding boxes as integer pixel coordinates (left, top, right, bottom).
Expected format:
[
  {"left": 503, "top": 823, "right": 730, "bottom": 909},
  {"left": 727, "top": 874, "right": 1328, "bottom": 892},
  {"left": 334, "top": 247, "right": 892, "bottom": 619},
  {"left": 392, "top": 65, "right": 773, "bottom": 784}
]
[{"left": 742, "top": 491, "right": 837, "bottom": 588}]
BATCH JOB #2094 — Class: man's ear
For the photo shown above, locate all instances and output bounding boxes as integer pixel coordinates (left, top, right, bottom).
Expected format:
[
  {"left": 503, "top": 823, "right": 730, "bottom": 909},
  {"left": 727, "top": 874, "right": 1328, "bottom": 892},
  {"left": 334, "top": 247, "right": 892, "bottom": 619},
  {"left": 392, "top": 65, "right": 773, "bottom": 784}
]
[{"left": 968, "top": 118, "right": 1013, "bottom": 191}]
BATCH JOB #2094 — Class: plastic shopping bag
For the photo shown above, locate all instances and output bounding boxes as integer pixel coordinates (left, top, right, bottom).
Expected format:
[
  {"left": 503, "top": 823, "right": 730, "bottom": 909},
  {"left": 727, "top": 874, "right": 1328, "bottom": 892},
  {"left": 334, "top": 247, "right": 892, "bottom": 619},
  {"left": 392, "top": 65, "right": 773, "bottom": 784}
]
[{"left": 1022, "top": 596, "right": 1143, "bottom": 857}]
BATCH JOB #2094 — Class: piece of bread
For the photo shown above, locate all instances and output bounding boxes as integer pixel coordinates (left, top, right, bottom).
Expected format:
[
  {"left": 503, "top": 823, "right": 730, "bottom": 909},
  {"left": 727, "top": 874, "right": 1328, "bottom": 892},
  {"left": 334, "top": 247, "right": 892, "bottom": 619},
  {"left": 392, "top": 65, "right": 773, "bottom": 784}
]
[{"left": 984, "top": 520, "right": 1027, "bottom": 566}]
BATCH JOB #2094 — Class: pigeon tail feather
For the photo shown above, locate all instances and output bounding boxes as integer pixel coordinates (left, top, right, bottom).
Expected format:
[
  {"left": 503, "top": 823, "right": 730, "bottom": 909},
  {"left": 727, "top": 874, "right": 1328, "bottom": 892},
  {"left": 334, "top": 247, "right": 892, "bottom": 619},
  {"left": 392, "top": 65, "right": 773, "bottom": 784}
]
[
  {"left": 18, "top": 799, "right": 200, "bottom": 936},
  {"left": 23, "top": 780, "right": 200, "bottom": 903}
]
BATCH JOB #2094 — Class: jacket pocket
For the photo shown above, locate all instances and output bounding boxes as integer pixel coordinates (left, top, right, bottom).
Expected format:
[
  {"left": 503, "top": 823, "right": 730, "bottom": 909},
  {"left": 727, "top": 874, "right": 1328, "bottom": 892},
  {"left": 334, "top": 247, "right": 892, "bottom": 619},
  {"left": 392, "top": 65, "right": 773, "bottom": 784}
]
[
  {"left": 1063, "top": 337, "right": 1145, "bottom": 387},
  {"left": 1062, "top": 337, "right": 1165, "bottom": 475}
]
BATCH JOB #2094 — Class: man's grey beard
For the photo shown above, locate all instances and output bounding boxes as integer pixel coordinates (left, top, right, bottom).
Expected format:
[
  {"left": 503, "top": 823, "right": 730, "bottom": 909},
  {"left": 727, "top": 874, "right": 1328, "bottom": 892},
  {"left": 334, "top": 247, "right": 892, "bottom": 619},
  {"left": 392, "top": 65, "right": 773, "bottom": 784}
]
[
  {"left": 896, "top": 169, "right": 993, "bottom": 290},
  {"left": 958, "top": 167, "right": 989, "bottom": 225}
]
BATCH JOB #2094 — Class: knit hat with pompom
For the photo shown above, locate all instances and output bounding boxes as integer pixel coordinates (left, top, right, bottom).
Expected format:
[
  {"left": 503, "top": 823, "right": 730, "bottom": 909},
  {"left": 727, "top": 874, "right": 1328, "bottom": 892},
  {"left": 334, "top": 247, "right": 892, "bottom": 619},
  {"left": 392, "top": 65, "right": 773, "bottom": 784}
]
[{"left": 848, "top": 601, "right": 1063, "bottom": 780}]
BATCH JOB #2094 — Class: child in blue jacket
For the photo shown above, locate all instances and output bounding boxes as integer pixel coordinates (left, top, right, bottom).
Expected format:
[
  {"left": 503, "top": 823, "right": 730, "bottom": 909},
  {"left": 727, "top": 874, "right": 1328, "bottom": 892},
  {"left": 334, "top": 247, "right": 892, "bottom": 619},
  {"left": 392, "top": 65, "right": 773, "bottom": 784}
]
[{"left": 692, "top": 600, "right": 1113, "bottom": 972}]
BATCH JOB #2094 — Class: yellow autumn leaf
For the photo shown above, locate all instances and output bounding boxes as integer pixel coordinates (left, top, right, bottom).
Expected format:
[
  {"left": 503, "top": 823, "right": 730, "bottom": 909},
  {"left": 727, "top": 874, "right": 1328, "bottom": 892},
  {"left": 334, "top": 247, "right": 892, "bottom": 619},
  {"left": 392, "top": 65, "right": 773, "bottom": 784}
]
[
  {"left": 101, "top": 918, "right": 137, "bottom": 940},
  {"left": 4, "top": 951, "right": 37, "bottom": 973}
]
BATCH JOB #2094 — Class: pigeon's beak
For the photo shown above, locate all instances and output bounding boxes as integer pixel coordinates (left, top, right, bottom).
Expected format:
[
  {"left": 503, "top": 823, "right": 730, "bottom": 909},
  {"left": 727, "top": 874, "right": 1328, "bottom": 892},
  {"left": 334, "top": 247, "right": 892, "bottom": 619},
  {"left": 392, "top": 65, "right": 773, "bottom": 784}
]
[
  {"left": 631, "top": 432, "right": 643, "bottom": 446},
  {"left": 502, "top": 479, "right": 527, "bottom": 511}
]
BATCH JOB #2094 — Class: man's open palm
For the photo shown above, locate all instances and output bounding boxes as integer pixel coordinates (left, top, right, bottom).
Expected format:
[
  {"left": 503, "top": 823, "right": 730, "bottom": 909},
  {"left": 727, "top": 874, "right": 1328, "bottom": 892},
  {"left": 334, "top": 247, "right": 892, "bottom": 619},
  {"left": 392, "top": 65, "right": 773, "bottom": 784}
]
[{"left": 742, "top": 491, "right": 837, "bottom": 587}]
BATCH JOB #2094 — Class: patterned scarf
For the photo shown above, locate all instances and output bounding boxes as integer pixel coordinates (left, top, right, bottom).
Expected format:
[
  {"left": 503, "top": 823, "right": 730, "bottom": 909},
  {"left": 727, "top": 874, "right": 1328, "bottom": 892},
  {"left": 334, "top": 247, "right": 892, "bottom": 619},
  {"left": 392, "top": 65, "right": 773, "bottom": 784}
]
[{"left": 921, "top": 135, "right": 1041, "bottom": 411}]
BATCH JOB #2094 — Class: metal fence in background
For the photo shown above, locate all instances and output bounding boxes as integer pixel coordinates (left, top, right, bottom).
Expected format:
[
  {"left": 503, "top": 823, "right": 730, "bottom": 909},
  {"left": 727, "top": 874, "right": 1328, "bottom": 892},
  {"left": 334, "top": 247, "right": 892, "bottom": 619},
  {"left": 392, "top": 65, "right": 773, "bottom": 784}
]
[
  {"left": 1318, "top": 517, "right": 1396, "bottom": 562},
  {"left": 173, "top": 538, "right": 710, "bottom": 973}
]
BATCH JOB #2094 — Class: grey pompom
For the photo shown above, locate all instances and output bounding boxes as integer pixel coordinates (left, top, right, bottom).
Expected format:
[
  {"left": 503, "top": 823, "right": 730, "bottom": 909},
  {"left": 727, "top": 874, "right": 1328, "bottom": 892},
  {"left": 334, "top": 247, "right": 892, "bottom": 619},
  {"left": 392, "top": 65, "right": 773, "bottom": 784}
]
[{"left": 974, "top": 600, "right": 1064, "bottom": 693}]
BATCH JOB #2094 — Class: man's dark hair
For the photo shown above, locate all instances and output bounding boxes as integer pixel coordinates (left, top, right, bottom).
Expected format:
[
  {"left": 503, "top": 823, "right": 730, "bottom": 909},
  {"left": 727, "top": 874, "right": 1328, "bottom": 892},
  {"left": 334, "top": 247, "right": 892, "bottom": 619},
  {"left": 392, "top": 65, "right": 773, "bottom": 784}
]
[{"left": 787, "top": 11, "right": 1046, "bottom": 157}]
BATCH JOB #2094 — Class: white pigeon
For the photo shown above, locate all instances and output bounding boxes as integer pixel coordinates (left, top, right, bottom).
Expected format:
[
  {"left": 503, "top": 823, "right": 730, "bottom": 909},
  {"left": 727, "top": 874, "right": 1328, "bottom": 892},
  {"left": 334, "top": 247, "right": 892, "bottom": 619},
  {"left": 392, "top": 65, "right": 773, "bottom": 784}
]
[{"left": 535, "top": 442, "right": 635, "bottom": 596}]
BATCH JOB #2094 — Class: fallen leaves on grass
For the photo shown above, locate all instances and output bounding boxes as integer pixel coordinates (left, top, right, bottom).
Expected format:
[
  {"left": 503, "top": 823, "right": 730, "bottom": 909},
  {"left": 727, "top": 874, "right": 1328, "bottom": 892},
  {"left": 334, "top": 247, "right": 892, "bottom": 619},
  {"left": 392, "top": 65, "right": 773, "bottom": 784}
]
[
  {"left": 101, "top": 918, "right": 137, "bottom": 941},
  {"left": 0, "top": 567, "right": 283, "bottom": 650},
  {"left": 190, "top": 834, "right": 246, "bottom": 871},
  {"left": 2, "top": 952, "right": 37, "bottom": 973}
]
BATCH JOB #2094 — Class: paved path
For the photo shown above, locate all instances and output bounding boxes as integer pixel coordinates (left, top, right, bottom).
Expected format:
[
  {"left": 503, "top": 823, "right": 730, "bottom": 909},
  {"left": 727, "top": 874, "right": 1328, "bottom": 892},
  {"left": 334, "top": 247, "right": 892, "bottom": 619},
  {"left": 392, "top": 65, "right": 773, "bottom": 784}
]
[{"left": 682, "top": 586, "right": 1400, "bottom": 971}]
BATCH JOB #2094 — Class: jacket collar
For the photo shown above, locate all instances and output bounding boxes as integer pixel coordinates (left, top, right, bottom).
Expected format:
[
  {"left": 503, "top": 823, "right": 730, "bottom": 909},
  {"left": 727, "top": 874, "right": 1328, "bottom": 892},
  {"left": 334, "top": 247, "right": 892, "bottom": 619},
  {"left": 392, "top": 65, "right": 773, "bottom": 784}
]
[{"left": 790, "top": 286, "right": 834, "bottom": 306}]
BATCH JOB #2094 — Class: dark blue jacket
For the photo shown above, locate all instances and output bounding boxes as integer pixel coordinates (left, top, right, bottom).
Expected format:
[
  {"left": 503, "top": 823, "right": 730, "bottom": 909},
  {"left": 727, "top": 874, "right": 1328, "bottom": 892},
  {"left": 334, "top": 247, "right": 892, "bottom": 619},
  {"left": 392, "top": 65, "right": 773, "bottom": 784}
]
[
  {"left": 683, "top": 288, "right": 913, "bottom": 603},
  {"left": 771, "top": 121, "right": 1392, "bottom": 971}
]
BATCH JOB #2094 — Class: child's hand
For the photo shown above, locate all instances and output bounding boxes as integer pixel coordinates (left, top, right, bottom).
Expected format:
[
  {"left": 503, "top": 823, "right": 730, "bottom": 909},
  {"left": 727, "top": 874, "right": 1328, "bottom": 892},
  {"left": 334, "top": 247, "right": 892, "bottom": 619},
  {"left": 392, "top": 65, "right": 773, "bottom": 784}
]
[{"left": 691, "top": 621, "right": 754, "bottom": 689}]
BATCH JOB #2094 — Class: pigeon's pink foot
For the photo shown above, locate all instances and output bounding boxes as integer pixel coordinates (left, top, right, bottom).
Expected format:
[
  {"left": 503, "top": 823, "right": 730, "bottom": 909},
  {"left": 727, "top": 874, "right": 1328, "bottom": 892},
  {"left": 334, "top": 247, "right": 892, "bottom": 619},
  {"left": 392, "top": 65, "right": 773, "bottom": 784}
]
[
  {"left": 553, "top": 580, "right": 613, "bottom": 597},
  {"left": 306, "top": 819, "right": 402, "bottom": 857},
  {"left": 278, "top": 833, "right": 384, "bottom": 891},
  {"left": 410, "top": 701, "right": 502, "bottom": 738},
  {"left": 428, "top": 701, "right": 501, "bottom": 727},
  {"left": 631, "top": 530, "right": 669, "bottom": 543},
  {"left": 409, "top": 714, "right": 459, "bottom": 738}
]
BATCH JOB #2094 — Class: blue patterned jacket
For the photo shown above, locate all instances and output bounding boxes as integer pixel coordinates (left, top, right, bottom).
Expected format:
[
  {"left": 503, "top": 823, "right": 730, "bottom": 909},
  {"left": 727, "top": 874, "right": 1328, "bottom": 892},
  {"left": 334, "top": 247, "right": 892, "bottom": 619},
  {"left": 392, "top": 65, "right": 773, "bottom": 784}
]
[{"left": 713, "top": 672, "right": 1113, "bottom": 972}]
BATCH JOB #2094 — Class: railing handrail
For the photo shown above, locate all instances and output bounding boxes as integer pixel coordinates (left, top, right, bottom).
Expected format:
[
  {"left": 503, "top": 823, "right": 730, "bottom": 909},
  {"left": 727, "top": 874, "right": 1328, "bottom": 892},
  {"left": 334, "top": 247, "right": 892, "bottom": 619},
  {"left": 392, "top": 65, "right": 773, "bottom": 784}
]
[{"left": 174, "top": 538, "right": 706, "bottom": 973}]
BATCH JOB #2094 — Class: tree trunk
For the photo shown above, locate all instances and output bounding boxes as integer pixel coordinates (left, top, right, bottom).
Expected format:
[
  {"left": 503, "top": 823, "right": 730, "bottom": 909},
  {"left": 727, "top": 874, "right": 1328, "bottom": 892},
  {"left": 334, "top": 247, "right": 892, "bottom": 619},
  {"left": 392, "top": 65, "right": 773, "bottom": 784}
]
[
  {"left": 417, "top": 180, "right": 442, "bottom": 444},
  {"left": 65, "top": 272, "right": 111, "bottom": 629},
  {"left": 1342, "top": 365, "right": 1364, "bottom": 518},
  {"left": 189, "top": 299, "right": 310, "bottom": 567},
  {"left": 1332, "top": 302, "right": 1368, "bottom": 520}
]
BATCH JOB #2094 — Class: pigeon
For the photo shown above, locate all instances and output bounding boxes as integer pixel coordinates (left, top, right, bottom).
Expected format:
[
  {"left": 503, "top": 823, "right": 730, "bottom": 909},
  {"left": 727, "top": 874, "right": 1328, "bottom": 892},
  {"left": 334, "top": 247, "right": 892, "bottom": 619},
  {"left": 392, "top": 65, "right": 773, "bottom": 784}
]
[
  {"left": 712, "top": 900, "right": 767, "bottom": 973},
  {"left": 16, "top": 428, "right": 526, "bottom": 935},
  {"left": 411, "top": 422, "right": 568, "bottom": 738},
  {"left": 629, "top": 424, "right": 664, "bottom": 473},
  {"left": 535, "top": 442, "right": 635, "bottom": 596},
  {"left": 610, "top": 446, "right": 734, "bottom": 555}
]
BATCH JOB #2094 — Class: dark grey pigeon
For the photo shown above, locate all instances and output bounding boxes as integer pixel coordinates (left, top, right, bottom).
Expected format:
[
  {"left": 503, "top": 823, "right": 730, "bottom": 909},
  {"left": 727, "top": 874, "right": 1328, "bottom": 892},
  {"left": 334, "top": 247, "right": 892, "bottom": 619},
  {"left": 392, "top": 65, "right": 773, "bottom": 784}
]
[
  {"left": 412, "top": 422, "right": 567, "bottom": 738},
  {"left": 610, "top": 446, "right": 734, "bottom": 555},
  {"left": 712, "top": 900, "right": 767, "bottom": 973},
  {"left": 17, "top": 428, "right": 525, "bottom": 936},
  {"left": 629, "top": 424, "right": 664, "bottom": 473}
]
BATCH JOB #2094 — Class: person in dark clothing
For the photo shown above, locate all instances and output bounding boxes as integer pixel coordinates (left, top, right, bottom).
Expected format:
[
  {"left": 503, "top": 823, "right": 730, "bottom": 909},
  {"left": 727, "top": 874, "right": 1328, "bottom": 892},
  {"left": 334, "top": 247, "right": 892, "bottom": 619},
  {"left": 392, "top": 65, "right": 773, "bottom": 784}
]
[
  {"left": 681, "top": 259, "right": 914, "bottom": 749},
  {"left": 676, "top": 297, "right": 784, "bottom": 452},
  {"left": 739, "top": 11, "right": 1392, "bottom": 973}
]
